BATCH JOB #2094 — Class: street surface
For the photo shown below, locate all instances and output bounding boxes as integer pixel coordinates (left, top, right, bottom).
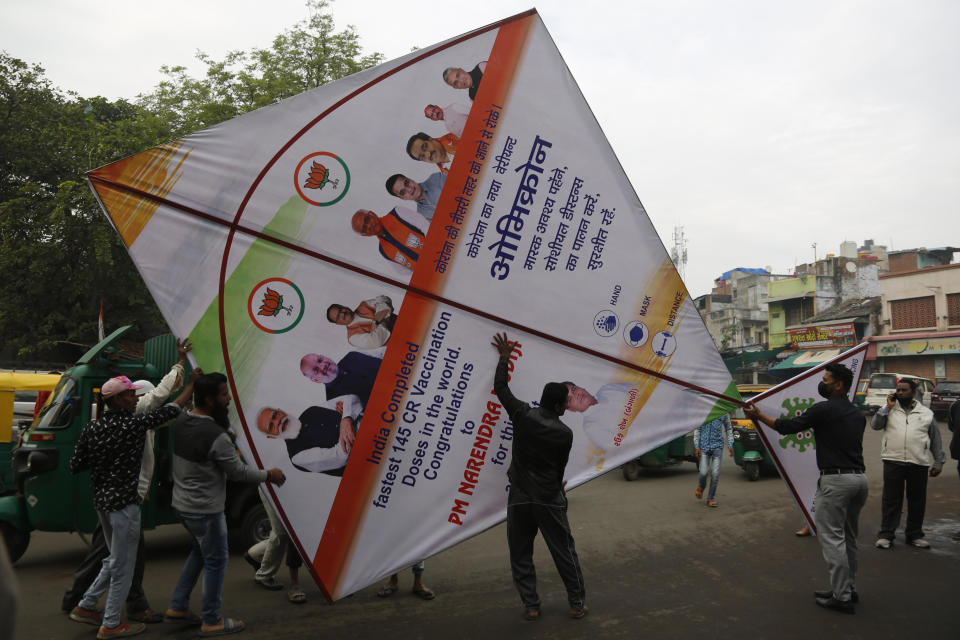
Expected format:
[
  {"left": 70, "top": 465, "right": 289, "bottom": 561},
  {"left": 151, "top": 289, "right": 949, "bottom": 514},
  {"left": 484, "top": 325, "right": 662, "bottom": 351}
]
[{"left": 11, "top": 419, "right": 959, "bottom": 640}]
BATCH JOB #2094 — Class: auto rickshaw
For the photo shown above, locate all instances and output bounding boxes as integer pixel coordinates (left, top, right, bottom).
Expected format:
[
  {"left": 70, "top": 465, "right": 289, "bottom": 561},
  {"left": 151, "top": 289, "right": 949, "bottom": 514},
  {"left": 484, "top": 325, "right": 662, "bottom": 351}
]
[
  {"left": 621, "top": 432, "right": 698, "bottom": 481},
  {"left": 0, "top": 371, "right": 61, "bottom": 495},
  {"left": 0, "top": 327, "right": 266, "bottom": 563},
  {"left": 853, "top": 378, "right": 870, "bottom": 409},
  {"left": 731, "top": 384, "right": 780, "bottom": 481}
]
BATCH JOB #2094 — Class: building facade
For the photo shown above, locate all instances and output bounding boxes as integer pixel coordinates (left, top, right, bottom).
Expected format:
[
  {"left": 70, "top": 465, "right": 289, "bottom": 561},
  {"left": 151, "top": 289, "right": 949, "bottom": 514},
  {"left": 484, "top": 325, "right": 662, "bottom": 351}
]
[
  {"left": 867, "top": 251, "right": 960, "bottom": 381},
  {"left": 695, "top": 268, "right": 789, "bottom": 351},
  {"left": 767, "top": 255, "right": 881, "bottom": 348}
]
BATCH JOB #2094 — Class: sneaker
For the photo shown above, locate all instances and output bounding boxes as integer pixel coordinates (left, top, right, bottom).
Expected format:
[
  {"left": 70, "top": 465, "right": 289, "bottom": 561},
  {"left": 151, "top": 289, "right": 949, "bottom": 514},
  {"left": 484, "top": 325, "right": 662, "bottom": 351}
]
[
  {"left": 814, "top": 596, "right": 855, "bottom": 615},
  {"left": 69, "top": 606, "right": 103, "bottom": 626},
  {"left": 909, "top": 538, "right": 931, "bottom": 549},
  {"left": 569, "top": 604, "right": 589, "bottom": 619},
  {"left": 875, "top": 538, "right": 892, "bottom": 549},
  {"left": 814, "top": 589, "right": 859, "bottom": 603},
  {"left": 523, "top": 608, "right": 540, "bottom": 621},
  {"left": 254, "top": 575, "right": 284, "bottom": 590},
  {"left": 96, "top": 621, "right": 146, "bottom": 639},
  {"left": 951, "top": 531, "right": 960, "bottom": 542}
]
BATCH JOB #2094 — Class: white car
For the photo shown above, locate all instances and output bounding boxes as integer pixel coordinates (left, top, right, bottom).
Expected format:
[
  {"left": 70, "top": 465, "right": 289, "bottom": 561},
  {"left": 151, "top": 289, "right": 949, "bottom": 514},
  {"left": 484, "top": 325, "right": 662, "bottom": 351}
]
[
  {"left": 13, "top": 390, "right": 39, "bottom": 421},
  {"left": 863, "top": 373, "right": 934, "bottom": 413}
]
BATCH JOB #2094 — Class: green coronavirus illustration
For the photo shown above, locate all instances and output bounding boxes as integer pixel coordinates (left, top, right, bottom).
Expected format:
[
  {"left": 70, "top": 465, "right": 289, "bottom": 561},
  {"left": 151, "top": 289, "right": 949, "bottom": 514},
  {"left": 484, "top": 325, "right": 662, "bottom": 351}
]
[{"left": 778, "top": 397, "right": 817, "bottom": 452}]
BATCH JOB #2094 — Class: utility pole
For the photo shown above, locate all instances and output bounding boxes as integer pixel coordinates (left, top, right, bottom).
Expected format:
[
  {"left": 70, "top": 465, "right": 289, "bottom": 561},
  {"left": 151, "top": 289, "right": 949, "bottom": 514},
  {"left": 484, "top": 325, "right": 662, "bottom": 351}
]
[
  {"left": 811, "top": 242, "right": 818, "bottom": 263},
  {"left": 671, "top": 226, "right": 688, "bottom": 281}
]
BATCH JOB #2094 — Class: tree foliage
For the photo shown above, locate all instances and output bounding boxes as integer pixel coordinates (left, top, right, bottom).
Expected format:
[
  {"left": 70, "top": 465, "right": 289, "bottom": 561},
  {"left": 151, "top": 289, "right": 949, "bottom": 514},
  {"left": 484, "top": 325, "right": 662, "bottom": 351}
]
[
  {"left": 0, "top": 1, "right": 381, "bottom": 365},
  {"left": 139, "top": 0, "right": 383, "bottom": 136},
  {"left": 0, "top": 54, "right": 172, "bottom": 364}
]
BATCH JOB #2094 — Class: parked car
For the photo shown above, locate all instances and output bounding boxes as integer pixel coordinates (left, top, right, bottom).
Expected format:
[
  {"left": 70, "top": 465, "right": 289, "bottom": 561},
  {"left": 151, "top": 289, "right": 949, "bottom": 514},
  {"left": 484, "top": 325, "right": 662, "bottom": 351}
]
[
  {"left": 931, "top": 381, "right": 960, "bottom": 419},
  {"left": 863, "top": 373, "right": 934, "bottom": 413},
  {"left": 13, "top": 390, "right": 40, "bottom": 421}
]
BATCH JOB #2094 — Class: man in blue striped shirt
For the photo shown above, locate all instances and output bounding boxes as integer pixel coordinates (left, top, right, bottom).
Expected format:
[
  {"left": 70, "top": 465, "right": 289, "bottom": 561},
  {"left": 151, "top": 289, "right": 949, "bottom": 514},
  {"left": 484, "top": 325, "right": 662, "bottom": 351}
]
[{"left": 693, "top": 415, "right": 733, "bottom": 507}]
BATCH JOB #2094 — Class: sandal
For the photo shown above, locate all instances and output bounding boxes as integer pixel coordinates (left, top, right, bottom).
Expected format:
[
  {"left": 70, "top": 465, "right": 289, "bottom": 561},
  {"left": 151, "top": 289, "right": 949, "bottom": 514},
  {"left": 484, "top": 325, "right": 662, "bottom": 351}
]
[
  {"left": 163, "top": 610, "right": 201, "bottom": 626},
  {"left": 694, "top": 486, "right": 703, "bottom": 499},
  {"left": 288, "top": 589, "right": 307, "bottom": 604},
  {"left": 412, "top": 587, "right": 435, "bottom": 600},
  {"left": 199, "top": 617, "right": 245, "bottom": 637},
  {"left": 707, "top": 499, "right": 718, "bottom": 508},
  {"left": 376, "top": 583, "right": 398, "bottom": 598}
]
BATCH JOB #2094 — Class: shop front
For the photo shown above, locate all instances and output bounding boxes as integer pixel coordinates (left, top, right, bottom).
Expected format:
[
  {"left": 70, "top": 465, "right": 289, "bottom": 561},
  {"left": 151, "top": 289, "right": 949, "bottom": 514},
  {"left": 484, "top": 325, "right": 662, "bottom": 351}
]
[{"left": 867, "top": 330, "right": 960, "bottom": 380}]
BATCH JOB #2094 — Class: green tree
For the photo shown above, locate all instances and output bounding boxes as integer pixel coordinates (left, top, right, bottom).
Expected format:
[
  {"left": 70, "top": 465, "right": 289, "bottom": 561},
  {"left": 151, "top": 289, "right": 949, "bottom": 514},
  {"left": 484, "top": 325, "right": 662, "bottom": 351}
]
[
  {"left": 0, "top": 56, "right": 174, "bottom": 363},
  {"left": 719, "top": 323, "right": 742, "bottom": 351},
  {"left": 0, "top": 0, "right": 382, "bottom": 365},
  {"left": 139, "top": 0, "right": 383, "bottom": 136}
]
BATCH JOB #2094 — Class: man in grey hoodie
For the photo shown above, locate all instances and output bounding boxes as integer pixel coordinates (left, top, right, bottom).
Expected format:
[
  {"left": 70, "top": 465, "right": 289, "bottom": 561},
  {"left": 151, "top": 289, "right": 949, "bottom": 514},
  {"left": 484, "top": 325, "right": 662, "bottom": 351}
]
[{"left": 164, "top": 373, "right": 285, "bottom": 636}]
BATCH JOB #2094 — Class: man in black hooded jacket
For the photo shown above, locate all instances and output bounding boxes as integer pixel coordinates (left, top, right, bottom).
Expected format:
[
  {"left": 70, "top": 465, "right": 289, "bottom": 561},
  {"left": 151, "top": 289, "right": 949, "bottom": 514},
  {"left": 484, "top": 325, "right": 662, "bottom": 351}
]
[{"left": 492, "top": 332, "right": 586, "bottom": 621}]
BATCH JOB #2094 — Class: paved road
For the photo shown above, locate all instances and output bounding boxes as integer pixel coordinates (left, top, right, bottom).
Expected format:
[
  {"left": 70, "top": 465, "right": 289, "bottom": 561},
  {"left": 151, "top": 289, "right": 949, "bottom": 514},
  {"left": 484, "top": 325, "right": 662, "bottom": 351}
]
[{"left": 11, "top": 420, "right": 959, "bottom": 640}]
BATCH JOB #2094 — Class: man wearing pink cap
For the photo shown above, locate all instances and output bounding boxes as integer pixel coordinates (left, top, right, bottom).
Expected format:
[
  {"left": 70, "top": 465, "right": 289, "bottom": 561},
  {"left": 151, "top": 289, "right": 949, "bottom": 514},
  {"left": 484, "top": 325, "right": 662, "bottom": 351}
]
[
  {"left": 69, "top": 373, "right": 194, "bottom": 638},
  {"left": 62, "top": 339, "right": 196, "bottom": 622}
]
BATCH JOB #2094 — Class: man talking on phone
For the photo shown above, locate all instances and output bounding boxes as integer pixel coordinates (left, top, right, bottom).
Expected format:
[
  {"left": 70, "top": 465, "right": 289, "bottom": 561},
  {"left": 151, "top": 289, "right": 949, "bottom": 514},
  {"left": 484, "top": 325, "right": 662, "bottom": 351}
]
[{"left": 870, "top": 378, "right": 943, "bottom": 549}]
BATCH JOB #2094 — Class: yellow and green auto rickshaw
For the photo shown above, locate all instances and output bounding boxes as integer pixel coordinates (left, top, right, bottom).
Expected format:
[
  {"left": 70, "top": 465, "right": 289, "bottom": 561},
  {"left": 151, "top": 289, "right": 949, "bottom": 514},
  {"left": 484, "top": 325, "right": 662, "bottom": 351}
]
[
  {"left": 0, "top": 327, "right": 268, "bottom": 563},
  {"left": 621, "top": 432, "right": 698, "bottom": 481},
  {"left": 0, "top": 371, "right": 61, "bottom": 495},
  {"left": 730, "top": 384, "right": 781, "bottom": 481}
]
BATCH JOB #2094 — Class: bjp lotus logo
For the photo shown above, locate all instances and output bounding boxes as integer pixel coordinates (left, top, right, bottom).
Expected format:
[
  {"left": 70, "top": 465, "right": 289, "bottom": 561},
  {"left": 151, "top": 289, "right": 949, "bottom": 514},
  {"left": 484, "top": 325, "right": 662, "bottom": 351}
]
[
  {"left": 257, "top": 288, "right": 294, "bottom": 317},
  {"left": 294, "top": 151, "right": 350, "bottom": 207},
  {"left": 248, "top": 278, "right": 305, "bottom": 334},
  {"left": 303, "top": 161, "right": 340, "bottom": 191}
]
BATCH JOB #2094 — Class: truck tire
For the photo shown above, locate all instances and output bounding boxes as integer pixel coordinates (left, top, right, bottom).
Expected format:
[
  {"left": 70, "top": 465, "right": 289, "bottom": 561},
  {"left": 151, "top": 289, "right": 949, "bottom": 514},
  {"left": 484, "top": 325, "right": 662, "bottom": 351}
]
[
  {"left": 622, "top": 461, "right": 641, "bottom": 481},
  {"left": 236, "top": 503, "right": 270, "bottom": 553},
  {"left": 0, "top": 522, "right": 30, "bottom": 564},
  {"left": 745, "top": 461, "right": 760, "bottom": 482}
]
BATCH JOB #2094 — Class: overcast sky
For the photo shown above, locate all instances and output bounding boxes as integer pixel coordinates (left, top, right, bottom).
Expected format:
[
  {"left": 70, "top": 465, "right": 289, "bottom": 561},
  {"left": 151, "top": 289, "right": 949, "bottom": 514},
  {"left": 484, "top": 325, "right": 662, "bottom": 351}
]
[{"left": 3, "top": 0, "right": 958, "bottom": 297}]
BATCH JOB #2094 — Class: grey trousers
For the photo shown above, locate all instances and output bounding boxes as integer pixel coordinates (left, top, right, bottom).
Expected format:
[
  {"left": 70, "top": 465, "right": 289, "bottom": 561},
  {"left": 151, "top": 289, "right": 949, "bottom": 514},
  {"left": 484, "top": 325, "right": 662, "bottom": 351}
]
[
  {"left": 507, "top": 499, "right": 585, "bottom": 611},
  {"left": 813, "top": 473, "right": 868, "bottom": 602}
]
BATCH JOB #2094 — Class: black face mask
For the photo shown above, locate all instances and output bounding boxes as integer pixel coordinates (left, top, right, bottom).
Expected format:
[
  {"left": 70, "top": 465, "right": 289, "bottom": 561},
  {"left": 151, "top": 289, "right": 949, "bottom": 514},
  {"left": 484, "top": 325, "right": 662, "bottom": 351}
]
[{"left": 817, "top": 382, "right": 833, "bottom": 399}]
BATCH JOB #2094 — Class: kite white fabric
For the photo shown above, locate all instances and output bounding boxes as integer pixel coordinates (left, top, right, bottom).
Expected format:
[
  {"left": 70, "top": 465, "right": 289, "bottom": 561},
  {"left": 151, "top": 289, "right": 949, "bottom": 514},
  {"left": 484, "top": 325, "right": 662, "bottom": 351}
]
[
  {"left": 744, "top": 344, "right": 868, "bottom": 534},
  {"left": 88, "top": 10, "right": 744, "bottom": 599}
]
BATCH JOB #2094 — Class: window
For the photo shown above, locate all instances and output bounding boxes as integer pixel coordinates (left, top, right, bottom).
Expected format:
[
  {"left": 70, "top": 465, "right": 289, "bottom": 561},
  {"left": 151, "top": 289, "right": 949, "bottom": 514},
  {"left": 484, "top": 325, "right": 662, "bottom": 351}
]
[
  {"left": 32, "top": 376, "right": 78, "bottom": 430},
  {"left": 890, "top": 296, "right": 936, "bottom": 330},
  {"left": 948, "top": 293, "right": 960, "bottom": 326},
  {"left": 870, "top": 374, "right": 898, "bottom": 390}
]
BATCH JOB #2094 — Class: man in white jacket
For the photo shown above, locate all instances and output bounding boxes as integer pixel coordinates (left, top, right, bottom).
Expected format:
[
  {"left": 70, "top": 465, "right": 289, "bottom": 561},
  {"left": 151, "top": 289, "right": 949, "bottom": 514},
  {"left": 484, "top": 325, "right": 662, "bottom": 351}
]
[
  {"left": 61, "top": 338, "right": 195, "bottom": 622},
  {"left": 870, "top": 377, "right": 944, "bottom": 549}
]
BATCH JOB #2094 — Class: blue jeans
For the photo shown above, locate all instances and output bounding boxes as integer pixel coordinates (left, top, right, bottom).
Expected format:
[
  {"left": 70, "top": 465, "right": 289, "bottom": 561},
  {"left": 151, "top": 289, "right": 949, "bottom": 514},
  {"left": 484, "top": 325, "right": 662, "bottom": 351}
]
[
  {"left": 169, "top": 512, "right": 228, "bottom": 626},
  {"left": 79, "top": 503, "right": 141, "bottom": 629},
  {"left": 698, "top": 448, "right": 723, "bottom": 500}
]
